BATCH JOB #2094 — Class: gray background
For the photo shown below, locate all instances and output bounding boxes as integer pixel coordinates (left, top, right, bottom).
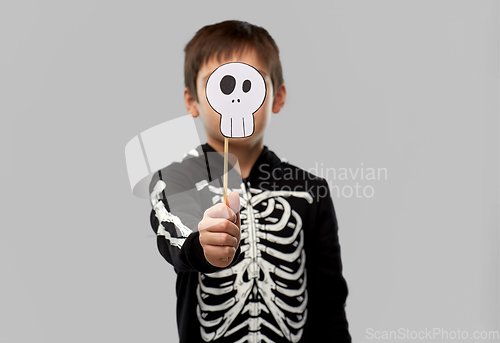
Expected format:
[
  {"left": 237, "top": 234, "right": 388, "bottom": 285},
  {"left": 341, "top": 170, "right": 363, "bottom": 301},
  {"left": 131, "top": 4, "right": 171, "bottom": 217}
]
[{"left": 1, "top": 0, "right": 498, "bottom": 342}]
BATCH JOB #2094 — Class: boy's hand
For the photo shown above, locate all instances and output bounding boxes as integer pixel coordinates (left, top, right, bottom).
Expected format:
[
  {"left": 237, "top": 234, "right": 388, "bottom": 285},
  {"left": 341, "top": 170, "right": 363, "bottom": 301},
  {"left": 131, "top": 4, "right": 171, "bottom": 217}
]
[{"left": 198, "top": 192, "right": 241, "bottom": 268}]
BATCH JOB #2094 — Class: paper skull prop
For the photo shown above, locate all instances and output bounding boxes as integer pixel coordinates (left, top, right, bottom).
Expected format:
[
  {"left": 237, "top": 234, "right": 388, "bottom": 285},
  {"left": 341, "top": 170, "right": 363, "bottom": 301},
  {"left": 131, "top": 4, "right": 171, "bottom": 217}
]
[{"left": 206, "top": 62, "right": 267, "bottom": 138}]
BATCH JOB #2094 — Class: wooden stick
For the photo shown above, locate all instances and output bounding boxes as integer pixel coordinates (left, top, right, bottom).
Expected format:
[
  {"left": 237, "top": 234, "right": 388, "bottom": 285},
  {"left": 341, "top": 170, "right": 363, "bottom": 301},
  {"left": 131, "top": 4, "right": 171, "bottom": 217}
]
[
  {"left": 223, "top": 137, "right": 228, "bottom": 205},
  {"left": 222, "top": 137, "right": 229, "bottom": 262}
]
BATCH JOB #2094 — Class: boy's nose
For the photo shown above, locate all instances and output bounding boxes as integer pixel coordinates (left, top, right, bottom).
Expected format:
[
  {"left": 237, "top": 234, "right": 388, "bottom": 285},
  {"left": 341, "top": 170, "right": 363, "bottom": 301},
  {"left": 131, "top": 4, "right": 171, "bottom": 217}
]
[{"left": 231, "top": 99, "right": 241, "bottom": 103}]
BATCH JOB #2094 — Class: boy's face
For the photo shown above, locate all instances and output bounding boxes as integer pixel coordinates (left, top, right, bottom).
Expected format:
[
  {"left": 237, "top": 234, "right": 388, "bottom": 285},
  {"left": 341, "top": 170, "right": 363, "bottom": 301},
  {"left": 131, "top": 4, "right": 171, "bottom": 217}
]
[{"left": 185, "top": 49, "right": 285, "bottom": 149}]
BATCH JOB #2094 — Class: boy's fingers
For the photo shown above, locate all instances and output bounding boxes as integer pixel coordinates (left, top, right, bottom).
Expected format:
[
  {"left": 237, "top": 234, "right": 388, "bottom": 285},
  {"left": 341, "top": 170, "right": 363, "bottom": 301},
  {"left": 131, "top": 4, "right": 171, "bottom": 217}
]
[
  {"left": 198, "top": 217, "right": 224, "bottom": 231},
  {"left": 203, "top": 245, "right": 236, "bottom": 261},
  {"left": 200, "top": 232, "right": 238, "bottom": 247},
  {"left": 227, "top": 210, "right": 239, "bottom": 227},
  {"left": 198, "top": 217, "right": 239, "bottom": 237}
]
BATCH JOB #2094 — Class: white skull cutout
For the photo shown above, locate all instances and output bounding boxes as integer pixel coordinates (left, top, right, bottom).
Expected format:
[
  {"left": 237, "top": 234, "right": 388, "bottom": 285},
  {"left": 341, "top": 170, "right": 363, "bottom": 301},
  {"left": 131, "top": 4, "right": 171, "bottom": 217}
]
[{"left": 206, "top": 62, "right": 267, "bottom": 138}]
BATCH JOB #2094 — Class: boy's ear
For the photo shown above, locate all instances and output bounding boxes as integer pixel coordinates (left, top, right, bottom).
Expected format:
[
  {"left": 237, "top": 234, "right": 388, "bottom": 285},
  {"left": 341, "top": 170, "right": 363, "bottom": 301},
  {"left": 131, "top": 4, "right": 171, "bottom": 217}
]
[
  {"left": 184, "top": 87, "right": 199, "bottom": 117},
  {"left": 272, "top": 84, "right": 286, "bottom": 114}
]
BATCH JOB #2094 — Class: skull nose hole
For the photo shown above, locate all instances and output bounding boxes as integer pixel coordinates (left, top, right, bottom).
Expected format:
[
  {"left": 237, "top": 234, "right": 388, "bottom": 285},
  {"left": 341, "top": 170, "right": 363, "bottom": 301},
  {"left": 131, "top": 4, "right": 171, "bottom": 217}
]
[
  {"left": 232, "top": 99, "right": 234, "bottom": 103},
  {"left": 237, "top": 99, "right": 240, "bottom": 103}
]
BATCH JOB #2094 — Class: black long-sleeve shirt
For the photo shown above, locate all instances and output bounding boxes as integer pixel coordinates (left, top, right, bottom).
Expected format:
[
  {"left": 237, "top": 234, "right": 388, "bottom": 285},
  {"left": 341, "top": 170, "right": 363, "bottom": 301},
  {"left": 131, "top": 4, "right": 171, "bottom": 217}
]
[{"left": 149, "top": 143, "right": 351, "bottom": 342}]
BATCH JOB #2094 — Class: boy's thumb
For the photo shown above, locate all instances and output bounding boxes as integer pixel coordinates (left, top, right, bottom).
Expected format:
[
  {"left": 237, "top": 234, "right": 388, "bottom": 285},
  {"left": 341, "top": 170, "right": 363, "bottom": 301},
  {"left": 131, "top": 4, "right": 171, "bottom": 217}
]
[{"left": 227, "top": 191, "right": 240, "bottom": 214}]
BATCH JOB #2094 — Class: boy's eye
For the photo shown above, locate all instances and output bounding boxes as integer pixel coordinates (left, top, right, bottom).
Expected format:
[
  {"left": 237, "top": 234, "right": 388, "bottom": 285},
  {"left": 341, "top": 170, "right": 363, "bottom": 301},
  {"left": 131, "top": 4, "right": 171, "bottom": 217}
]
[
  {"left": 220, "top": 75, "right": 236, "bottom": 95},
  {"left": 242, "top": 80, "right": 251, "bottom": 93}
]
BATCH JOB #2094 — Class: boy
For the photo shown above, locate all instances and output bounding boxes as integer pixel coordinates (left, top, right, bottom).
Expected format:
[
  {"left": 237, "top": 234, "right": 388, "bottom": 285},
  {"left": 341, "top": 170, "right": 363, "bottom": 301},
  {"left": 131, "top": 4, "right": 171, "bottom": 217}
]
[{"left": 149, "top": 20, "right": 351, "bottom": 343}]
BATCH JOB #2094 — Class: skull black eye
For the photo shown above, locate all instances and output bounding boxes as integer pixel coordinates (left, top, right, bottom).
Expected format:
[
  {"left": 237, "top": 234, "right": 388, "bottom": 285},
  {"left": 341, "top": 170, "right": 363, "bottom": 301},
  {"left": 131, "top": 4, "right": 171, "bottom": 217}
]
[
  {"left": 242, "top": 79, "right": 251, "bottom": 93},
  {"left": 220, "top": 75, "right": 236, "bottom": 95}
]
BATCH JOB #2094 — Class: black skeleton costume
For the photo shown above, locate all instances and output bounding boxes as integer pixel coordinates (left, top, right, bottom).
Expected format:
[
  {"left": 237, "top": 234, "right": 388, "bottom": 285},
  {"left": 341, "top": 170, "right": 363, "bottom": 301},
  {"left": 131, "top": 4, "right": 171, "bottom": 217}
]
[{"left": 149, "top": 143, "right": 351, "bottom": 343}]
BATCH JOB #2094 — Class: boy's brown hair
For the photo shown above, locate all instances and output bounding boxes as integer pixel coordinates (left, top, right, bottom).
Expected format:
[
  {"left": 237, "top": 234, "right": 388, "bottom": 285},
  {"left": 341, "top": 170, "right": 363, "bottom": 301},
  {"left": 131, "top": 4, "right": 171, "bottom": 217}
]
[{"left": 184, "top": 20, "right": 284, "bottom": 102}]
